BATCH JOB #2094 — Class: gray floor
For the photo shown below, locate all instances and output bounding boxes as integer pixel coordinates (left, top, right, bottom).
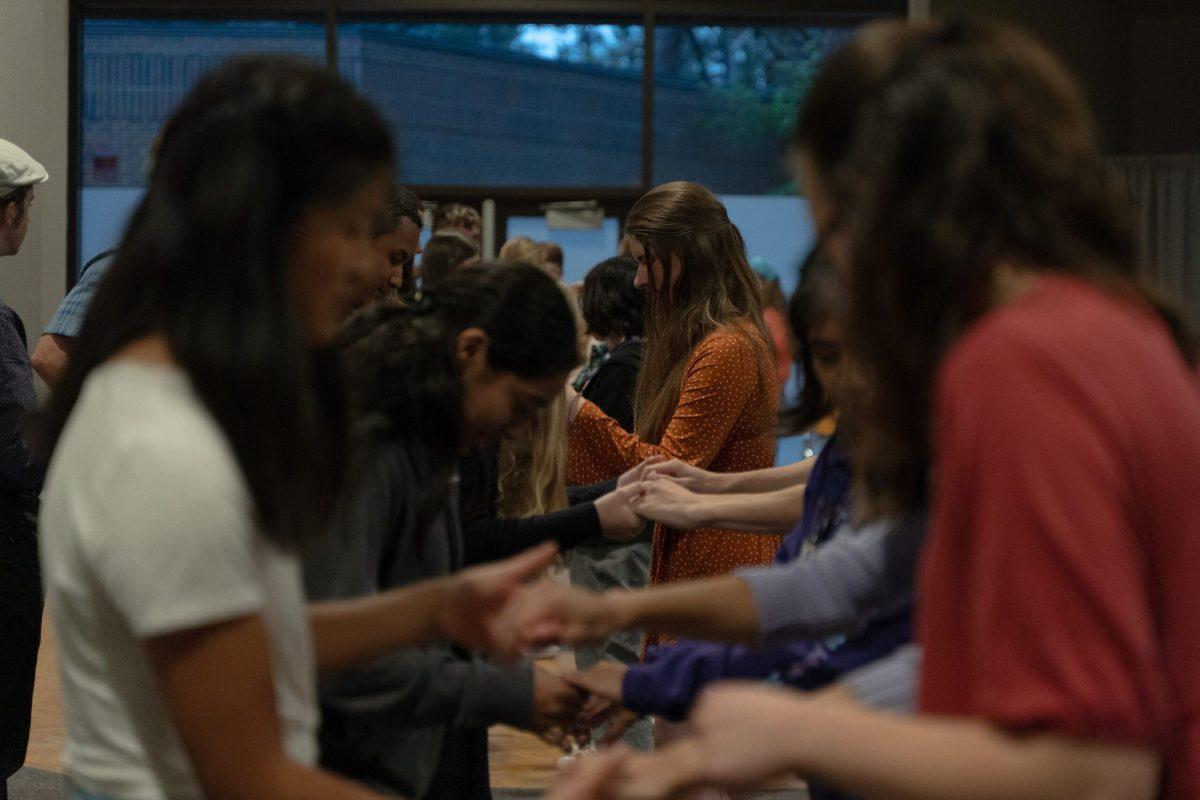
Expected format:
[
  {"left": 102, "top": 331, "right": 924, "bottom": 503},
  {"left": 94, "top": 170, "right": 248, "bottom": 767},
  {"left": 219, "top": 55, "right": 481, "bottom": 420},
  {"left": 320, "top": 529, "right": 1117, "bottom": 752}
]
[{"left": 8, "top": 768, "right": 67, "bottom": 800}]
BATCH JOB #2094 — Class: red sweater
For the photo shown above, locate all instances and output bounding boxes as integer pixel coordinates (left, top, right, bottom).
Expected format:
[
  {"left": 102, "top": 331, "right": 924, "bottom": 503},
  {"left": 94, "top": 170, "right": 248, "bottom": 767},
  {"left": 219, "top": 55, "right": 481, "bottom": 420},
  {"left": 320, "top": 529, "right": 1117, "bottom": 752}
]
[{"left": 919, "top": 276, "right": 1200, "bottom": 798}]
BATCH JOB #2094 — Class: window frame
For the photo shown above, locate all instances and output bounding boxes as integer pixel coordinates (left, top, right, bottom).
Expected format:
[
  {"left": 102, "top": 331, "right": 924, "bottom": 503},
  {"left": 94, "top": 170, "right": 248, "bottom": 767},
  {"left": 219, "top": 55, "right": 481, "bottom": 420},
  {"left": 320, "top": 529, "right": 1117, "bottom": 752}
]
[{"left": 69, "top": 0, "right": 904, "bottom": 287}]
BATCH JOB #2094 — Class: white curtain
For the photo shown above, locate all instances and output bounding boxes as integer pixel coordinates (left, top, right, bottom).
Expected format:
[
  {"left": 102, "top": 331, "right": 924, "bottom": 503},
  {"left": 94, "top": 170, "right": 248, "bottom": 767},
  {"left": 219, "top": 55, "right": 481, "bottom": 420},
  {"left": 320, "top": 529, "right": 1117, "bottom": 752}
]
[{"left": 1110, "top": 153, "right": 1200, "bottom": 323}]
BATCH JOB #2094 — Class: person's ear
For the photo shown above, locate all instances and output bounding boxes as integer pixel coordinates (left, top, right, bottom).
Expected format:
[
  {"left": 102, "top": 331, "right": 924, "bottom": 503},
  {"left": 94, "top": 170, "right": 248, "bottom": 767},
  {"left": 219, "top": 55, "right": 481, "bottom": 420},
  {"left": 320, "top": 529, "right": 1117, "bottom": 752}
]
[
  {"left": 0, "top": 200, "right": 16, "bottom": 229},
  {"left": 456, "top": 327, "right": 490, "bottom": 370}
]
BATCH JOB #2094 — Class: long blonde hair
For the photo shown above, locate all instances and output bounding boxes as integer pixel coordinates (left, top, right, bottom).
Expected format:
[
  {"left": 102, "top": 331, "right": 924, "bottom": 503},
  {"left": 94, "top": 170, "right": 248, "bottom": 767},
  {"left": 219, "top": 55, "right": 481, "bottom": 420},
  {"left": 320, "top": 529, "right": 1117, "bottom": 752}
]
[
  {"left": 627, "top": 182, "right": 774, "bottom": 442},
  {"left": 497, "top": 280, "right": 585, "bottom": 517},
  {"left": 497, "top": 396, "right": 569, "bottom": 517}
]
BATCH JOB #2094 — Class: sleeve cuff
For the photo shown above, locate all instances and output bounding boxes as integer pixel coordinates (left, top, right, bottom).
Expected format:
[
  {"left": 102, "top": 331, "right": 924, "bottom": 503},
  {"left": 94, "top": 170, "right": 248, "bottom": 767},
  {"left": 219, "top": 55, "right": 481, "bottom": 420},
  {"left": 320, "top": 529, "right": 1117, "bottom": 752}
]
[
  {"left": 473, "top": 659, "right": 535, "bottom": 729},
  {"left": 621, "top": 664, "right": 658, "bottom": 718},
  {"left": 553, "top": 502, "right": 603, "bottom": 551},
  {"left": 841, "top": 644, "right": 921, "bottom": 713},
  {"left": 736, "top": 567, "right": 807, "bottom": 647}
]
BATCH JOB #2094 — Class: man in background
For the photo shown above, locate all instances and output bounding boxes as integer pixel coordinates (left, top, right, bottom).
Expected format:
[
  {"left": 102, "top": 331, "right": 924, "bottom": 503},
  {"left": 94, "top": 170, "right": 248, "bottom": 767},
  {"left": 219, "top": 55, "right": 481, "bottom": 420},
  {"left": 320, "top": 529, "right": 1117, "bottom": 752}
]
[
  {"left": 0, "top": 137, "right": 48, "bottom": 800},
  {"left": 431, "top": 202, "right": 481, "bottom": 250},
  {"left": 374, "top": 186, "right": 424, "bottom": 303},
  {"left": 32, "top": 247, "right": 115, "bottom": 388}
]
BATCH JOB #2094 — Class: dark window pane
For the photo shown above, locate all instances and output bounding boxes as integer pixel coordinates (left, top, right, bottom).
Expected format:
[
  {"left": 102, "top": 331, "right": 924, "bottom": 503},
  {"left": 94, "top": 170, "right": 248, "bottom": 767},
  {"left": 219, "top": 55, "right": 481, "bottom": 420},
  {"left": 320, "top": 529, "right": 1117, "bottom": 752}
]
[
  {"left": 338, "top": 22, "right": 643, "bottom": 188},
  {"left": 79, "top": 18, "right": 325, "bottom": 274},
  {"left": 652, "top": 25, "right": 854, "bottom": 194}
]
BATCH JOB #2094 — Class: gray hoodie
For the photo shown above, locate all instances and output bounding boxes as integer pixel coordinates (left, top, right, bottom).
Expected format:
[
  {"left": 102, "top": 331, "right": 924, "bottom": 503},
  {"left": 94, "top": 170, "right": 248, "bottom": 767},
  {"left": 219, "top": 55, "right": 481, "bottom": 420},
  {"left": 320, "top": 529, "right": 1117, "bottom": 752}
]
[{"left": 304, "top": 443, "right": 533, "bottom": 798}]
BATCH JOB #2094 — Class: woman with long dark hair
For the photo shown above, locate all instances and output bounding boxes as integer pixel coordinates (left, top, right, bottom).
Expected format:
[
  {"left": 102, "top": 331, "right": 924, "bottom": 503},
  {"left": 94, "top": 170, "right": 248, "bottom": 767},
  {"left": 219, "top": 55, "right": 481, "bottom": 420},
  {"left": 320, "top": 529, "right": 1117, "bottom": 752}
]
[
  {"left": 565, "top": 182, "right": 781, "bottom": 645},
  {"left": 553, "top": 18, "right": 1200, "bottom": 800},
  {"left": 308, "top": 263, "right": 591, "bottom": 800},
  {"left": 35, "top": 57, "right": 556, "bottom": 800}
]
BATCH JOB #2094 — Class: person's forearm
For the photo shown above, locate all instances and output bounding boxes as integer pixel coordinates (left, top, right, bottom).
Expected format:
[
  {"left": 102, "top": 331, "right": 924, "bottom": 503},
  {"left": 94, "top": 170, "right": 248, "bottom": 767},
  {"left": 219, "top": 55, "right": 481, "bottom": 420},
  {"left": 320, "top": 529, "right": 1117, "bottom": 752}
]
[
  {"left": 689, "top": 484, "right": 806, "bottom": 533},
  {"left": 32, "top": 334, "right": 72, "bottom": 388},
  {"left": 607, "top": 577, "right": 761, "bottom": 645},
  {"left": 309, "top": 576, "right": 450, "bottom": 674},
  {"left": 783, "top": 701, "right": 1159, "bottom": 800},
  {"left": 718, "top": 458, "right": 814, "bottom": 494},
  {"left": 318, "top": 644, "right": 533, "bottom": 730},
  {"left": 462, "top": 503, "right": 599, "bottom": 565}
]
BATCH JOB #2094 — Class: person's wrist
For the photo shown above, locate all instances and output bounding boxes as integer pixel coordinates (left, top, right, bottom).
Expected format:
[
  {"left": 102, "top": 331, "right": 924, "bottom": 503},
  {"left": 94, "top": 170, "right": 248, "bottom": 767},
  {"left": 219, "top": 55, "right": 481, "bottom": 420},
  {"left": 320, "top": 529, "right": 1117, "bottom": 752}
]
[
  {"left": 711, "top": 471, "right": 735, "bottom": 493},
  {"left": 594, "top": 491, "right": 615, "bottom": 530},
  {"left": 662, "top": 740, "right": 709, "bottom": 794},
  {"left": 429, "top": 575, "right": 458, "bottom": 639},
  {"left": 689, "top": 496, "right": 719, "bottom": 529},
  {"left": 599, "top": 589, "right": 637, "bottom": 633}
]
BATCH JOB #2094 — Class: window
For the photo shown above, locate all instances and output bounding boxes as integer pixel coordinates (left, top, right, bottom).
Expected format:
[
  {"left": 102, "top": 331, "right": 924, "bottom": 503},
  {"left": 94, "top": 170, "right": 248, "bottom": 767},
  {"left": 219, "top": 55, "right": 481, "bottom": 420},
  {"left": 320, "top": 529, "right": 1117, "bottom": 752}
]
[
  {"left": 78, "top": 18, "right": 325, "bottom": 275},
  {"left": 338, "top": 22, "right": 644, "bottom": 188},
  {"left": 653, "top": 24, "right": 854, "bottom": 194},
  {"left": 505, "top": 214, "right": 622, "bottom": 285},
  {"left": 73, "top": 4, "right": 901, "bottom": 285}
]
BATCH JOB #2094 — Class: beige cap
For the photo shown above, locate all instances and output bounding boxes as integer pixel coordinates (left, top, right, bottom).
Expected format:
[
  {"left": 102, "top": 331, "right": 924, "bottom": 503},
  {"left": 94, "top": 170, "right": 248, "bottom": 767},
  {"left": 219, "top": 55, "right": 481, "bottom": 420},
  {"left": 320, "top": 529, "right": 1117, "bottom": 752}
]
[{"left": 0, "top": 138, "right": 49, "bottom": 199}]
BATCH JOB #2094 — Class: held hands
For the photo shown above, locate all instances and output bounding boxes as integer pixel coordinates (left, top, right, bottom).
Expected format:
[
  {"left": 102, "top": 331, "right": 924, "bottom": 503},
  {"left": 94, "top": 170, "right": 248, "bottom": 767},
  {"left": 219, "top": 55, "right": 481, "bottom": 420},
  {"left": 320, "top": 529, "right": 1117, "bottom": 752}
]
[
  {"left": 436, "top": 542, "right": 562, "bottom": 658},
  {"left": 626, "top": 478, "right": 707, "bottom": 531},
  {"left": 547, "top": 683, "right": 808, "bottom": 800},
  {"left": 502, "top": 580, "right": 631, "bottom": 648},
  {"left": 633, "top": 458, "right": 727, "bottom": 494},
  {"left": 595, "top": 484, "right": 647, "bottom": 543},
  {"left": 610, "top": 457, "right": 724, "bottom": 532},
  {"left": 547, "top": 741, "right": 705, "bottom": 800},
  {"left": 565, "top": 661, "right": 642, "bottom": 746},
  {"left": 531, "top": 667, "right": 592, "bottom": 748}
]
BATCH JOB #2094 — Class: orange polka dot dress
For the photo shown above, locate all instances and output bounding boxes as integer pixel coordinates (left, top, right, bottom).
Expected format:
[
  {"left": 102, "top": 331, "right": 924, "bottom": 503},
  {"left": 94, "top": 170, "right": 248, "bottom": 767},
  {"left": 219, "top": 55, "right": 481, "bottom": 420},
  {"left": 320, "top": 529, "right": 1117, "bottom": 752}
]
[{"left": 567, "top": 324, "right": 782, "bottom": 648}]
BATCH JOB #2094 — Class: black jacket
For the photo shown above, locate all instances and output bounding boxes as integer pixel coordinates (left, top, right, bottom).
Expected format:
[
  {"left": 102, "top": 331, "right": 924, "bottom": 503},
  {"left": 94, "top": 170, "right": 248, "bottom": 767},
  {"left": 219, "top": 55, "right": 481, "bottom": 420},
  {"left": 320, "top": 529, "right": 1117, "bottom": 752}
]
[
  {"left": 579, "top": 339, "right": 642, "bottom": 433},
  {"left": 304, "top": 443, "right": 532, "bottom": 799}
]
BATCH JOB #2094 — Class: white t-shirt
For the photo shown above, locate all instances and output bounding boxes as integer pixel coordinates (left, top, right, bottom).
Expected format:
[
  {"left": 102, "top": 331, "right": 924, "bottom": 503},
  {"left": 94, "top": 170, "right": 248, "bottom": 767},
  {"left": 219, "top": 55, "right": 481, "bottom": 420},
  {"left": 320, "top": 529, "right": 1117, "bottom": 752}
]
[{"left": 39, "top": 360, "right": 318, "bottom": 800}]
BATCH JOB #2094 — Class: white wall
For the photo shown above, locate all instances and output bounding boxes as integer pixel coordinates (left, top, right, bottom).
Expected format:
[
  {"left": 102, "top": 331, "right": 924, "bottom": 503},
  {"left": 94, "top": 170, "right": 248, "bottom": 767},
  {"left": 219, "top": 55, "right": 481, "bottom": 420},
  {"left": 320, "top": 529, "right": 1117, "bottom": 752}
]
[{"left": 0, "top": 0, "right": 70, "bottom": 355}]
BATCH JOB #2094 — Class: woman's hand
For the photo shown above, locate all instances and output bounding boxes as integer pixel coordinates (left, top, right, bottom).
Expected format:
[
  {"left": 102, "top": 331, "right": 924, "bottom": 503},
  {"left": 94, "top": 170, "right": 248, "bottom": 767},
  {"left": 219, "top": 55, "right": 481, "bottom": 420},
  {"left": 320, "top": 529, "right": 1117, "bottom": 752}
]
[
  {"left": 639, "top": 459, "right": 728, "bottom": 494},
  {"left": 588, "top": 684, "right": 803, "bottom": 800},
  {"left": 531, "top": 667, "right": 590, "bottom": 748},
  {"left": 437, "top": 541, "right": 561, "bottom": 657},
  {"left": 595, "top": 484, "right": 647, "bottom": 542},
  {"left": 679, "top": 683, "right": 810, "bottom": 790},
  {"left": 566, "top": 660, "right": 628, "bottom": 704},
  {"left": 568, "top": 661, "right": 643, "bottom": 746},
  {"left": 628, "top": 477, "right": 712, "bottom": 531},
  {"left": 616, "top": 455, "right": 669, "bottom": 489},
  {"left": 500, "top": 580, "right": 632, "bottom": 648},
  {"left": 546, "top": 746, "right": 631, "bottom": 800}
]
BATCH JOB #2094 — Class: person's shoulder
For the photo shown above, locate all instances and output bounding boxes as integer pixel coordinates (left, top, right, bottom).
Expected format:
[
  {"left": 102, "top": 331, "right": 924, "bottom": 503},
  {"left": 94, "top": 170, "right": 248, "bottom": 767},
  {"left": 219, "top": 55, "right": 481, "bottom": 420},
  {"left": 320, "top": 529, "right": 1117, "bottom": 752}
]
[
  {"left": 598, "top": 344, "right": 643, "bottom": 371},
  {"left": 944, "top": 275, "right": 1175, "bottom": 389},
  {"left": 0, "top": 297, "right": 20, "bottom": 328},
  {"left": 696, "top": 323, "right": 763, "bottom": 360},
  {"left": 76, "top": 362, "right": 243, "bottom": 490}
]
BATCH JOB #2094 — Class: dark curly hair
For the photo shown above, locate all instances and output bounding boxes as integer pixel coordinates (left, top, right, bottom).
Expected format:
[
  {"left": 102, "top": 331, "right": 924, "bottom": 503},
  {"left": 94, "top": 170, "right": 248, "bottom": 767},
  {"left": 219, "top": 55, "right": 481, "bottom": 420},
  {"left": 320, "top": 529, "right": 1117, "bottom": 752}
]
[
  {"left": 580, "top": 256, "right": 644, "bottom": 341},
  {"left": 336, "top": 262, "right": 581, "bottom": 530}
]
